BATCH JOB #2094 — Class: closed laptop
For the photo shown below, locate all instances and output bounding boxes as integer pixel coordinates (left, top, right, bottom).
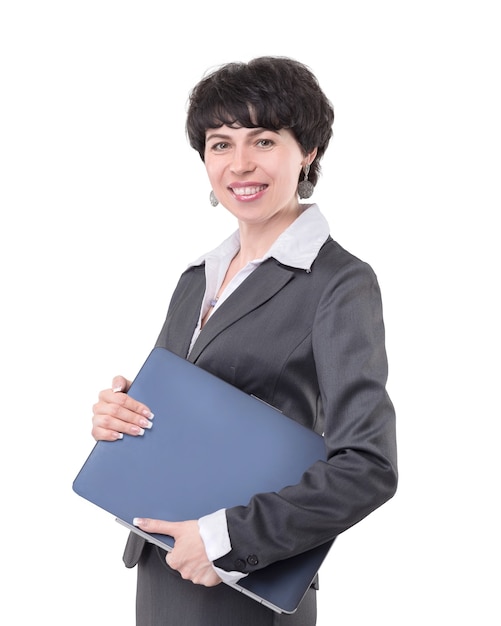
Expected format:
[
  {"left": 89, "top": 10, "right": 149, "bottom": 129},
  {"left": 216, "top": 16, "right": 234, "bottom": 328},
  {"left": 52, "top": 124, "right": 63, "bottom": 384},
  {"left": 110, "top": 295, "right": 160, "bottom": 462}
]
[{"left": 73, "top": 347, "right": 334, "bottom": 613}]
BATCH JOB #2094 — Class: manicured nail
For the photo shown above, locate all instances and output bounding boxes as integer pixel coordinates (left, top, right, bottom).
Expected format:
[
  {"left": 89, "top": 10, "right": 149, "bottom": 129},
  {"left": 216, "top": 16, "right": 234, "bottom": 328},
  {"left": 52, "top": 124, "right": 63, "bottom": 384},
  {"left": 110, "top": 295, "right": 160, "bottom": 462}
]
[
  {"left": 131, "top": 426, "right": 145, "bottom": 436},
  {"left": 133, "top": 518, "right": 144, "bottom": 526},
  {"left": 140, "top": 419, "right": 153, "bottom": 429},
  {"left": 143, "top": 410, "right": 154, "bottom": 419},
  {"left": 114, "top": 432, "right": 123, "bottom": 440},
  {"left": 112, "top": 385, "right": 122, "bottom": 393}
]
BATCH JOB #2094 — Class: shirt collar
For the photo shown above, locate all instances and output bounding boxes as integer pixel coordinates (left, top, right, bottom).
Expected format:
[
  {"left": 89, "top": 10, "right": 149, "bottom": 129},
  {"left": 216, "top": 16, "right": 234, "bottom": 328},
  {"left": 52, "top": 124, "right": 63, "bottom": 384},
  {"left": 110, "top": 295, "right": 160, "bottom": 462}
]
[{"left": 188, "top": 204, "right": 330, "bottom": 271}]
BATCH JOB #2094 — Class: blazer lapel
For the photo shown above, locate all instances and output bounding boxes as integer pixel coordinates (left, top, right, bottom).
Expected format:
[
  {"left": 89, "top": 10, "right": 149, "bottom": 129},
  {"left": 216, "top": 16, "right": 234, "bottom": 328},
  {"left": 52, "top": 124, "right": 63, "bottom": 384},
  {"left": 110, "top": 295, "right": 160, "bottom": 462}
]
[{"left": 188, "top": 259, "right": 295, "bottom": 363}]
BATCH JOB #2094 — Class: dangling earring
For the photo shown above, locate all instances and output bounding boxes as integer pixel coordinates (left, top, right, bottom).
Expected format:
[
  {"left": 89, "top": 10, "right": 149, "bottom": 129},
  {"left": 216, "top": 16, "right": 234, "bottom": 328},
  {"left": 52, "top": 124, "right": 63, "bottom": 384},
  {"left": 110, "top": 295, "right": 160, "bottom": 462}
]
[
  {"left": 209, "top": 190, "right": 219, "bottom": 207},
  {"left": 297, "top": 163, "right": 315, "bottom": 199}
]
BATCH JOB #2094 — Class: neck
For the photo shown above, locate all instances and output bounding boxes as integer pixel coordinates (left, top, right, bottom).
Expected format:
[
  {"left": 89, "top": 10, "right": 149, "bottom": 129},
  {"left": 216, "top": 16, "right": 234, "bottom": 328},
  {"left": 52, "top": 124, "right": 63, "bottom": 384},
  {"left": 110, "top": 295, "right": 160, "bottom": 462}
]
[{"left": 237, "top": 204, "right": 302, "bottom": 263}]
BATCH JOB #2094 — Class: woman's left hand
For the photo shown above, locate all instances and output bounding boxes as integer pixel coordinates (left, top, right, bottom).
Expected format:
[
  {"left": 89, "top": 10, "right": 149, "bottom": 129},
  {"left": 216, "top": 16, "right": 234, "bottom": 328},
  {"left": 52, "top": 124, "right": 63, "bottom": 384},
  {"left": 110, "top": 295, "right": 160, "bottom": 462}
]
[{"left": 133, "top": 518, "right": 222, "bottom": 587}]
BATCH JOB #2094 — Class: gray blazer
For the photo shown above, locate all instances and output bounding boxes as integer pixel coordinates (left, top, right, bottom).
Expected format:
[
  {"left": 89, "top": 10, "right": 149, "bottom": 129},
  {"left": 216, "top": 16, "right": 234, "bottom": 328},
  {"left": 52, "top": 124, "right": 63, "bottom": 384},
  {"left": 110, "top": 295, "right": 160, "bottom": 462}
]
[{"left": 123, "top": 236, "right": 398, "bottom": 576}]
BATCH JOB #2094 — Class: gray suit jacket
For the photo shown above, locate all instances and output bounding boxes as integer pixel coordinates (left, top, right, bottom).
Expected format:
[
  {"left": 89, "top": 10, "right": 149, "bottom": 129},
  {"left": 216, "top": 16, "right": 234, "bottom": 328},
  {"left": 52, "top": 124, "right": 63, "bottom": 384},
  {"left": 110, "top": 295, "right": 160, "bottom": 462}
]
[{"left": 123, "top": 236, "right": 397, "bottom": 576}]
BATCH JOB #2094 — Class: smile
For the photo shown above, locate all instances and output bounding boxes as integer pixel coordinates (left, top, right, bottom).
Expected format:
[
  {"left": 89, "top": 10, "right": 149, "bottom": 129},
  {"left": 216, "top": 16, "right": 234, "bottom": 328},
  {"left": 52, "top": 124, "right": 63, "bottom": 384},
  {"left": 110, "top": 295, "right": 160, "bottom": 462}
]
[{"left": 230, "top": 185, "right": 267, "bottom": 196}]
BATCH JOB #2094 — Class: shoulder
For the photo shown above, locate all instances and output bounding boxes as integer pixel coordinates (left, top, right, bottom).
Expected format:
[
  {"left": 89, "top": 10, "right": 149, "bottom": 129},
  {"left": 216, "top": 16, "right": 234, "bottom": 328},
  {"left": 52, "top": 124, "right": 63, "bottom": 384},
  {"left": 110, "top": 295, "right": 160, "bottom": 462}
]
[
  {"left": 168, "top": 263, "right": 206, "bottom": 305},
  {"left": 312, "top": 236, "right": 377, "bottom": 283}
]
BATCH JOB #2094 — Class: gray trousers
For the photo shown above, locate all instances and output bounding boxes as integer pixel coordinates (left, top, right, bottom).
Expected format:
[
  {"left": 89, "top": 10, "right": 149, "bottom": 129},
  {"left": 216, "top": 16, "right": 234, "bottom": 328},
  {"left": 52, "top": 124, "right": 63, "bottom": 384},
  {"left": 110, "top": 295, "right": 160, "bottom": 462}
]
[{"left": 135, "top": 543, "right": 317, "bottom": 626}]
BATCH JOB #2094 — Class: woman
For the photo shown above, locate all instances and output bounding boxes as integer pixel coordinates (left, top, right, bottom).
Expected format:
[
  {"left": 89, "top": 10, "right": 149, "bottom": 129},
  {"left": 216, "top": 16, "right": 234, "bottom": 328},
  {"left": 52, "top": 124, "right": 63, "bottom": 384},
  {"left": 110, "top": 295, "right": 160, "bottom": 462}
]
[{"left": 91, "top": 56, "right": 398, "bottom": 626}]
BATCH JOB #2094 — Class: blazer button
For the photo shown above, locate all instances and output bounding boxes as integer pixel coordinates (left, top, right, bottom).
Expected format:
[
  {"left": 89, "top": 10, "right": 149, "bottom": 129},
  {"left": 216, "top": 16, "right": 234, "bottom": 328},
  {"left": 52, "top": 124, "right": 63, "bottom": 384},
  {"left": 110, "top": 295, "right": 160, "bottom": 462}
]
[
  {"left": 247, "top": 554, "right": 259, "bottom": 566},
  {"left": 234, "top": 559, "right": 246, "bottom": 570}
]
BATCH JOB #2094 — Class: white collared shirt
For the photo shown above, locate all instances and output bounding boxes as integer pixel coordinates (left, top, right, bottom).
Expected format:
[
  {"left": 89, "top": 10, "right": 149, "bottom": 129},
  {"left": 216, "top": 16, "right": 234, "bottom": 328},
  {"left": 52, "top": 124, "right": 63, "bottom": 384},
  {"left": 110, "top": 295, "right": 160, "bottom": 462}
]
[
  {"left": 194, "top": 203, "right": 330, "bottom": 583},
  {"left": 188, "top": 204, "right": 330, "bottom": 354}
]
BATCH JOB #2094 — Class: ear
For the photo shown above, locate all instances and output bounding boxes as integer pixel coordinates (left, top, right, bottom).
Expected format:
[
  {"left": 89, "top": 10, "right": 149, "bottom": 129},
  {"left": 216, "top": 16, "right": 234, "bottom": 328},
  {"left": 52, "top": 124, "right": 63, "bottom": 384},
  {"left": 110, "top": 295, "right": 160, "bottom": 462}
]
[{"left": 303, "top": 147, "right": 318, "bottom": 166}]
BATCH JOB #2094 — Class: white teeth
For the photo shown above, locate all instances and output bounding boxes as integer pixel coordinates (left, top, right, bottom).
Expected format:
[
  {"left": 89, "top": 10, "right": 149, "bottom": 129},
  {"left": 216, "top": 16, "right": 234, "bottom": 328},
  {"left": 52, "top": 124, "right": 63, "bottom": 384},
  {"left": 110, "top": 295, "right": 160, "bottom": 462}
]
[{"left": 232, "top": 185, "right": 265, "bottom": 196}]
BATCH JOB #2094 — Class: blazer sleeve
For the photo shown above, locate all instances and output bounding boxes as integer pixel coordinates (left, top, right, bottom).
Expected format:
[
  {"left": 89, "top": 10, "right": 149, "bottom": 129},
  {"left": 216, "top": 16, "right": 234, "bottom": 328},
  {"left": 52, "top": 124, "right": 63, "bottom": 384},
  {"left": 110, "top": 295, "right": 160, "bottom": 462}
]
[{"left": 214, "top": 259, "right": 398, "bottom": 575}]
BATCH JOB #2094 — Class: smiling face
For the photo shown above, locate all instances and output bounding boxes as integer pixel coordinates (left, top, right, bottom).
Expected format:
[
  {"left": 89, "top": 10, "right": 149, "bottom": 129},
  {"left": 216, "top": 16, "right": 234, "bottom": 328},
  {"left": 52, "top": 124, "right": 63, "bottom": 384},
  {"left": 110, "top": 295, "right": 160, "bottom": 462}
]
[{"left": 204, "top": 125, "right": 316, "bottom": 230}]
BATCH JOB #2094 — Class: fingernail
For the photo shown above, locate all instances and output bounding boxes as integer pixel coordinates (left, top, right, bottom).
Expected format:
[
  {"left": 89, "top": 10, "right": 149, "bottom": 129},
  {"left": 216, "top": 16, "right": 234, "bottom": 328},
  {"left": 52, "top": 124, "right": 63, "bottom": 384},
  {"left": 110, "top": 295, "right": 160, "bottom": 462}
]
[
  {"left": 112, "top": 386, "right": 122, "bottom": 393},
  {"left": 114, "top": 432, "right": 124, "bottom": 440},
  {"left": 143, "top": 410, "right": 154, "bottom": 419},
  {"left": 131, "top": 426, "right": 145, "bottom": 436},
  {"left": 140, "top": 419, "right": 153, "bottom": 429},
  {"left": 133, "top": 518, "right": 144, "bottom": 526}
]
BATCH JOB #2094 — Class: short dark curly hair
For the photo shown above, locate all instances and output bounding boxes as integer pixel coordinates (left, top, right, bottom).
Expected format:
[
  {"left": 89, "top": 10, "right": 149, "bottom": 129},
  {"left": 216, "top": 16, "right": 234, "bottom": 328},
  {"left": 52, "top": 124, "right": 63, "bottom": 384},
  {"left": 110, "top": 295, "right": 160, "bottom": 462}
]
[{"left": 186, "top": 56, "right": 334, "bottom": 188}]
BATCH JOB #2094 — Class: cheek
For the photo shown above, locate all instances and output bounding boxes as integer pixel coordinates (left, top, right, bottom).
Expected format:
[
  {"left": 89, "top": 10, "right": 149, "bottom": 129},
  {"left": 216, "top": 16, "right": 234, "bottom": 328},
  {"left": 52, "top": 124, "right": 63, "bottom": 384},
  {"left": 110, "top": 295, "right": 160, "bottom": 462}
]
[
  {"left": 204, "top": 160, "right": 219, "bottom": 186},
  {"left": 279, "top": 163, "right": 302, "bottom": 192}
]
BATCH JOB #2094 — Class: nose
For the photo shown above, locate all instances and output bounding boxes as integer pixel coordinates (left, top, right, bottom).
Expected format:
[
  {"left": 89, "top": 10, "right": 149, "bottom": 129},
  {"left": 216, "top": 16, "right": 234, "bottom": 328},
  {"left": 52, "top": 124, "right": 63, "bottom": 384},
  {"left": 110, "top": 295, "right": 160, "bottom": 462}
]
[{"left": 230, "top": 145, "right": 255, "bottom": 175}]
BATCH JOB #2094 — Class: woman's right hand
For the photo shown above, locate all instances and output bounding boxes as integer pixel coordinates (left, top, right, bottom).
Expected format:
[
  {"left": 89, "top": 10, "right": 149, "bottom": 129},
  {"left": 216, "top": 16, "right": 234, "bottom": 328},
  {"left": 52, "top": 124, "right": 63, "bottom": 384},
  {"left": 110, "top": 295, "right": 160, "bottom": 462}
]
[{"left": 91, "top": 375, "right": 154, "bottom": 441}]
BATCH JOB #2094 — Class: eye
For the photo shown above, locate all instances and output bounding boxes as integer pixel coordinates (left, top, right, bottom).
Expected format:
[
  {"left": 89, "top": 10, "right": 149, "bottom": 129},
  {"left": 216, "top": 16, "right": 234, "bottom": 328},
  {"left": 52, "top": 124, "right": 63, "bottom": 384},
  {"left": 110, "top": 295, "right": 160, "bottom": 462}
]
[
  {"left": 211, "top": 141, "right": 230, "bottom": 151},
  {"left": 257, "top": 138, "right": 274, "bottom": 148}
]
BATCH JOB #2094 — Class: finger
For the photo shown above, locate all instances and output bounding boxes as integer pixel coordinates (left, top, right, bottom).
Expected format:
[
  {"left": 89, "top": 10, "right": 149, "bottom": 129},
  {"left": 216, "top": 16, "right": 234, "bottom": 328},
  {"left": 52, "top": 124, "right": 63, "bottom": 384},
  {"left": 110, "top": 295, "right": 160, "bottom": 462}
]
[
  {"left": 97, "top": 387, "right": 154, "bottom": 421},
  {"left": 93, "top": 394, "right": 154, "bottom": 427},
  {"left": 91, "top": 407, "right": 153, "bottom": 443},
  {"left": 91, "top": 426, "right": 124, "bottom": 441},
  {"left": 133, "top": 518, "right": 178, "bottom": 536},
  {"left": 111, "top": 375, "right": 131, "bottom": 393},
  {"left": 91, "top": 412, "right": 152, "bottom": 442},
  {"left": 92, "top": 406, "right": 153, "bottom": 435}
]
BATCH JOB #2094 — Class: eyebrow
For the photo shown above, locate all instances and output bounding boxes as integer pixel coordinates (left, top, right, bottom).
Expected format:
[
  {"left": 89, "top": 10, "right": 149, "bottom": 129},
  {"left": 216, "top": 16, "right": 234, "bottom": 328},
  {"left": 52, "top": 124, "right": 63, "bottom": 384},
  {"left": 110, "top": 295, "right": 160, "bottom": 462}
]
[{"left": 205, "top": 128, "right": 280, "bottom": 142}]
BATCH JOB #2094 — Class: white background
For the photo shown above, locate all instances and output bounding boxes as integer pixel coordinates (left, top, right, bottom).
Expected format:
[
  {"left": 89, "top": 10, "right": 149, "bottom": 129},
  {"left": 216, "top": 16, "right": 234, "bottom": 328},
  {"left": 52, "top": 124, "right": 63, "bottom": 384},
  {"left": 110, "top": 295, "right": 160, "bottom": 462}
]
[{"left": 1, "top": 1, "right": 499, "bottom": 624}]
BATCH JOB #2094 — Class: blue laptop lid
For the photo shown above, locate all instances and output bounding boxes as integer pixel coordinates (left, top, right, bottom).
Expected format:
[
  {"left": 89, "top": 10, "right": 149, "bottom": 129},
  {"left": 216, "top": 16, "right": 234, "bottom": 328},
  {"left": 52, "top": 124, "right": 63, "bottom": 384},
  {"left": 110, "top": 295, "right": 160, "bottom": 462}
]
[{"left": 73, "top": 347, "right": 334, "bottom": 614}]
